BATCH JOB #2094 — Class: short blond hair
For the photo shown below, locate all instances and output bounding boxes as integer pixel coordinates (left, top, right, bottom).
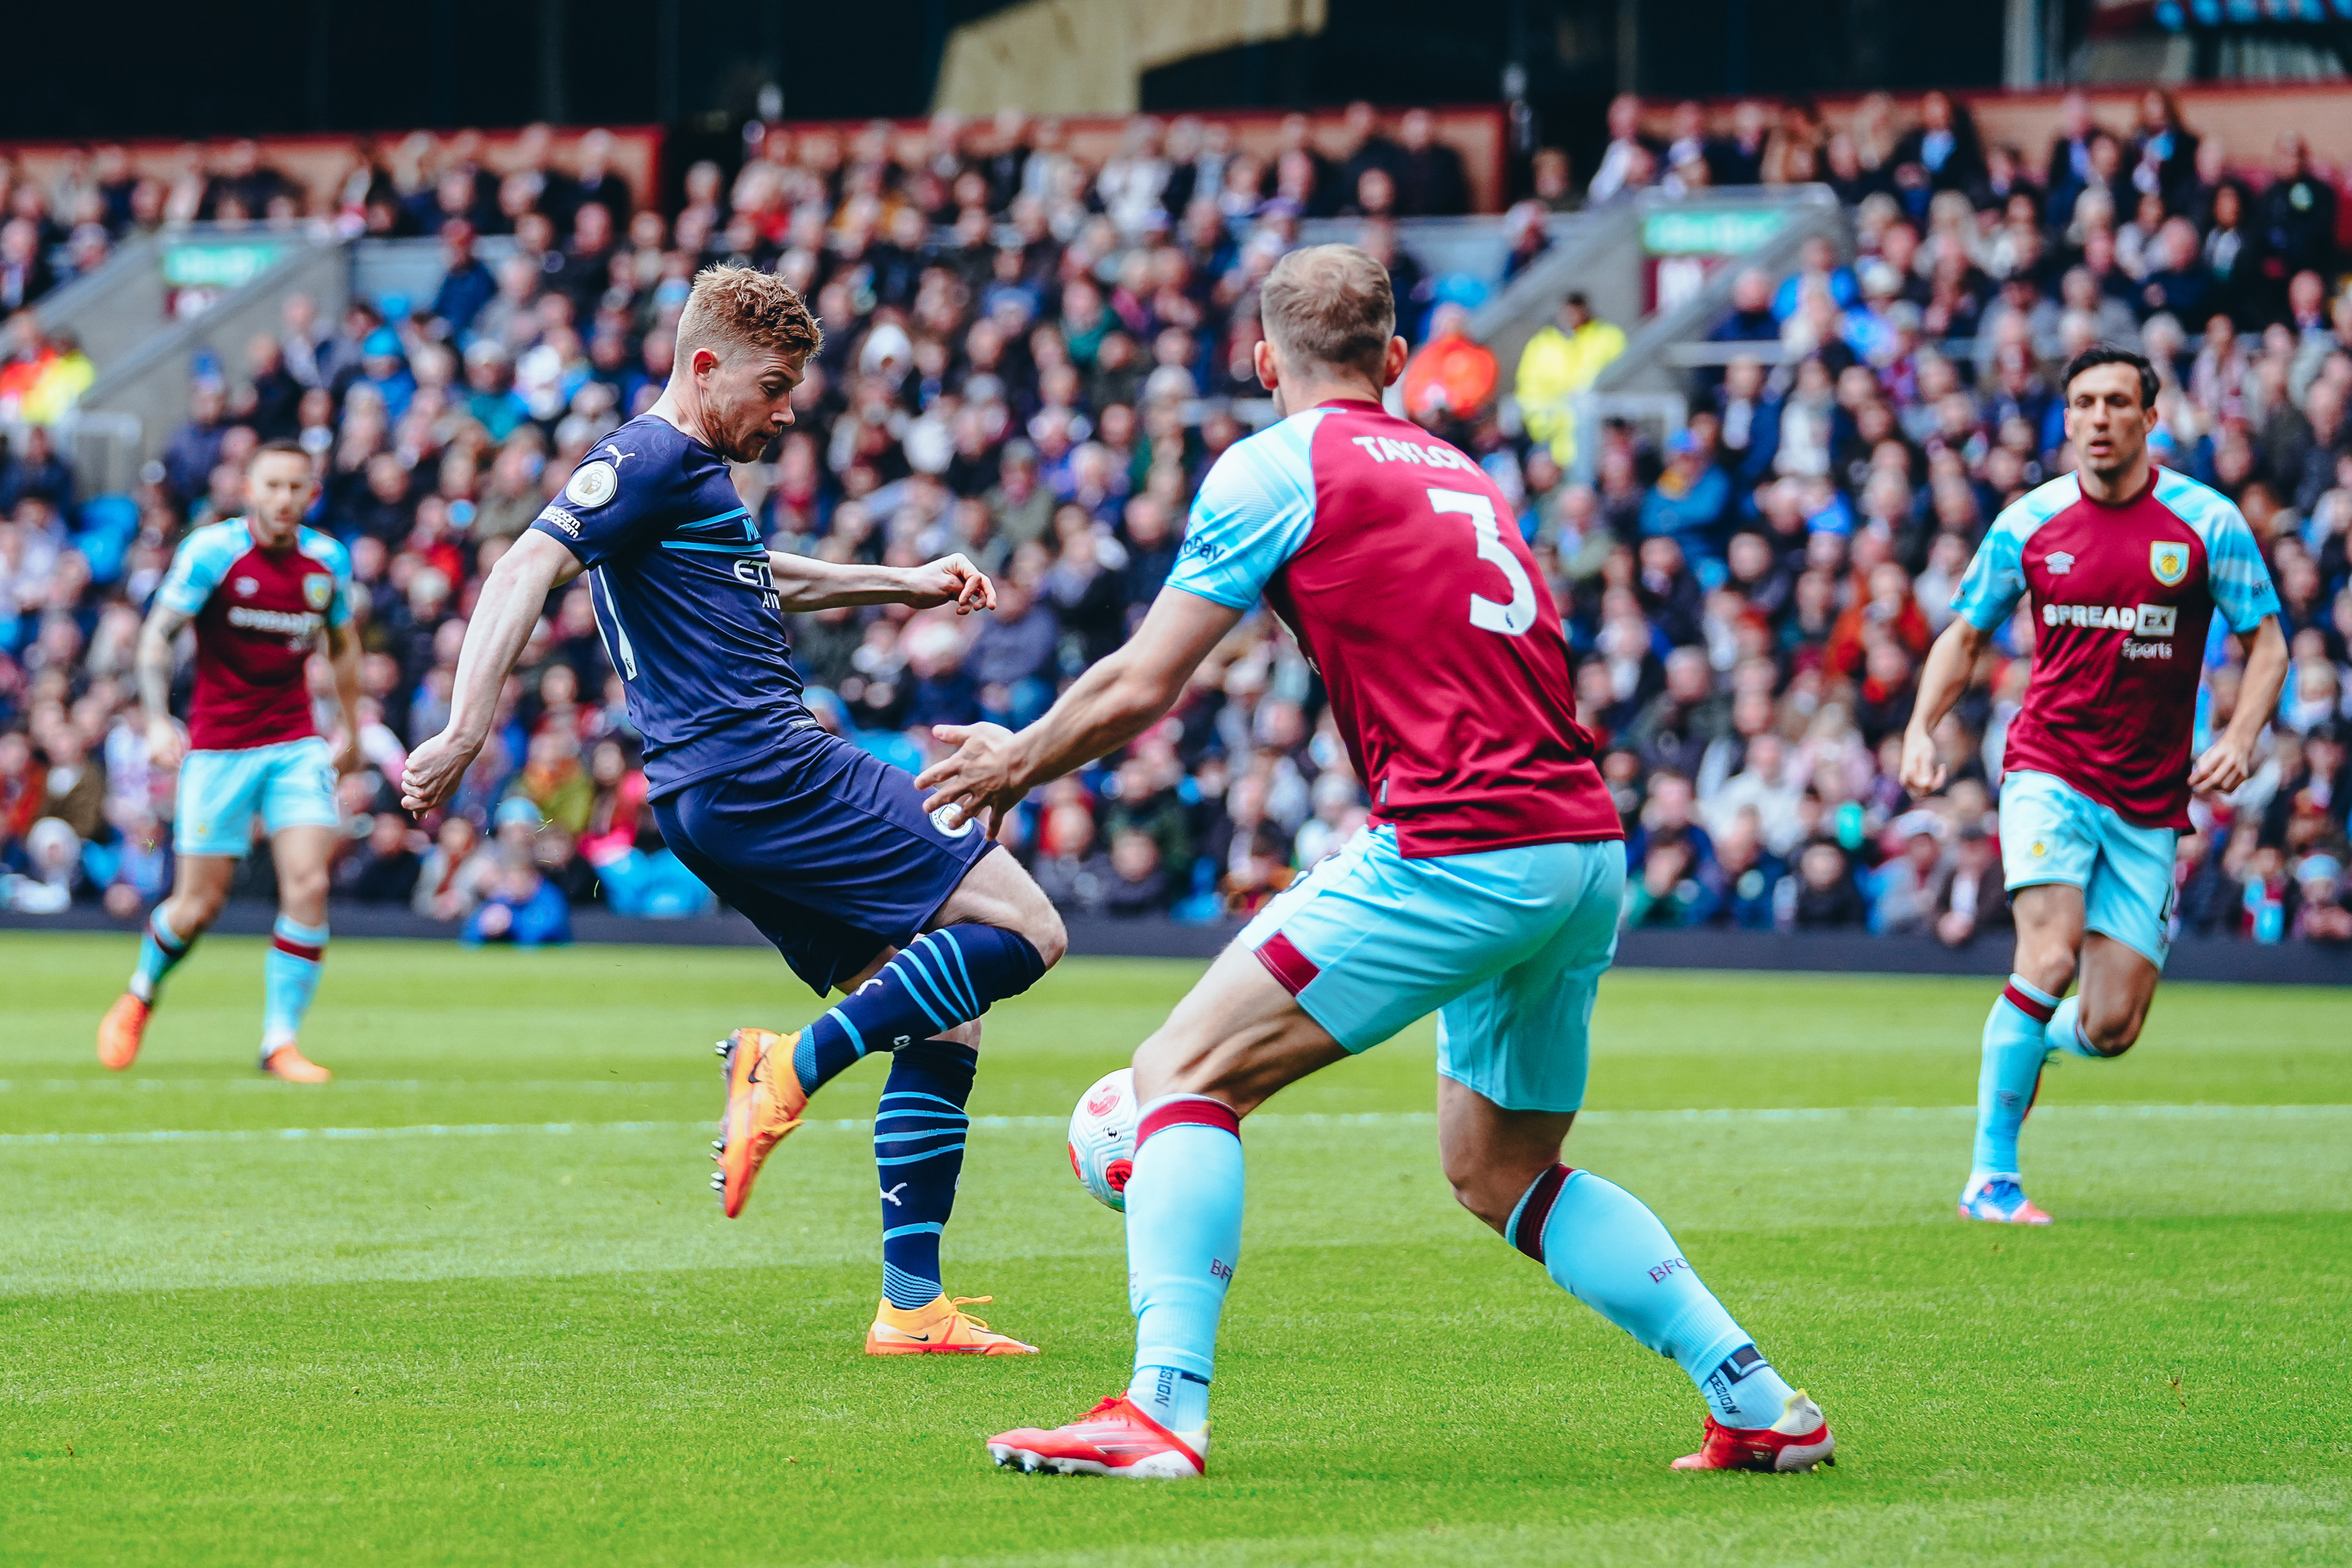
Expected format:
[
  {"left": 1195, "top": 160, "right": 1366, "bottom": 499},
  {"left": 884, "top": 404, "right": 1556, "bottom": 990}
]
[
  {"left": 1259, "top": 244, "right": 1394, "bottom": 379},
  {"left": 676, "top": 263, "right": 824, "bottom": 362}
]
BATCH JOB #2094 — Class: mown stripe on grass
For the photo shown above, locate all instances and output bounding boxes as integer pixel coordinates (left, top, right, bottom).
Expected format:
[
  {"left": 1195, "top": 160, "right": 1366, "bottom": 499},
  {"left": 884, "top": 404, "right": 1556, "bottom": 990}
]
[{"left": 5, "top": 1103, "right": 2346, "bottom": 1148}]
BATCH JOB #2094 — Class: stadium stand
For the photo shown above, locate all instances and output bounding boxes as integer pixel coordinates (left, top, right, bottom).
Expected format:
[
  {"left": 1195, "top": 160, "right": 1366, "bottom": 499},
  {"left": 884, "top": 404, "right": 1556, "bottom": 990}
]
[{"left": 0, "top": 93, "right": 2346, "bottom": 947}]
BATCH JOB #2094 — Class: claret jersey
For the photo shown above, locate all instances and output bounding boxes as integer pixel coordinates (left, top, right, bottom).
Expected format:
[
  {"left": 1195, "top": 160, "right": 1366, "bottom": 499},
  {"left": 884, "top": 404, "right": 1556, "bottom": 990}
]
[
  {"left": 154, "top": 519, "right": 353, "bottom": 753},
  {"left": 1953, "top": 467, "right": 2280, "bottom": 830},
  {"left": 530, "top": 414, "right": 809, "bottom": 797},
  {"left": 1166, "top": 397, "right": 1619, "bottom": 857}
]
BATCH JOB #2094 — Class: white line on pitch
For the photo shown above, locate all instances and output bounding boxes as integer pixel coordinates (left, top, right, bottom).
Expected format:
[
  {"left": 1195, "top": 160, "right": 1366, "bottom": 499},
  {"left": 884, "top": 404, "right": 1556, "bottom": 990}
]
[{"left": 2, "top": 1103, "right": 2345, "bottom": 1149}]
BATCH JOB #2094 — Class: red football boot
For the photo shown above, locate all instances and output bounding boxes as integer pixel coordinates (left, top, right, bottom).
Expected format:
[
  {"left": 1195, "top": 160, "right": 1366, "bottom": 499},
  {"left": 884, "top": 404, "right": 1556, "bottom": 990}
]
[
  {"left": 1671, "top": 1390, "right": 1836, "bottom": 1473},
  {"left": 987, "top": 1394, "right": 1206, "bottom": 1479}
]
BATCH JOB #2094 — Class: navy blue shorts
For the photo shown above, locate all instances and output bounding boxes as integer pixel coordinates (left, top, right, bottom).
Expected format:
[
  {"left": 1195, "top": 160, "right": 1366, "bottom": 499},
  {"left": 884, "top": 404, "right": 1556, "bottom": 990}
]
[{"left": 652, "top": 728, "right": 997, "bottom": 995}]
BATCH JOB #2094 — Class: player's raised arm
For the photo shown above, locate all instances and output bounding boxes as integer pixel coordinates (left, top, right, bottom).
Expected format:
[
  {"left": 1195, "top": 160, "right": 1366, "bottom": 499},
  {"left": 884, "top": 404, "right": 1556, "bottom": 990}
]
[
  {"left": 918, "top": 587, "right": 1242, "bottom": 836},
  {"left": 766, "top": 550, "right": 996, "bottom": 614},
  {"left": 399, "top": 530, "right": 582, "bottom": 812}
]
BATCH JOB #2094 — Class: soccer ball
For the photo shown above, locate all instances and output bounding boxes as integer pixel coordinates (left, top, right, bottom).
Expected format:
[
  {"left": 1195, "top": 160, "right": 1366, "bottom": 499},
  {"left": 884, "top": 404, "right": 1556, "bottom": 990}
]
[{"left": 1068, "top": 1067, "right": 1138, "bottom": 1211}]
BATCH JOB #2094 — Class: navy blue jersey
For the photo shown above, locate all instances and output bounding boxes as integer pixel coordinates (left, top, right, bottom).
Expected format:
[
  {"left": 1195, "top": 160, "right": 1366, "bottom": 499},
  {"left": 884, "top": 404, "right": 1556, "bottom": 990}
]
[{"left": 530, "top": 415, "right": 808, "bottom": 797}]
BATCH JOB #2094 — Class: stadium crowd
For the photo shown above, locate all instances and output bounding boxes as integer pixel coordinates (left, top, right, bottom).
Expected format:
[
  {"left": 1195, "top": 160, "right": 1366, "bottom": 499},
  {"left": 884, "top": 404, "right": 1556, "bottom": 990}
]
[{"left": 1, "top": 92, "right": 2348, "bottom": 946}]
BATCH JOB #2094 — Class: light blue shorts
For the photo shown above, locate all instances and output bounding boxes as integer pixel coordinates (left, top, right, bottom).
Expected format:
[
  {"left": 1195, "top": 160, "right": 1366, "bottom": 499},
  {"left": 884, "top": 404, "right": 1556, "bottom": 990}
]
[
  {"left": 1238, "top": 826, "right": 1627, "bottom": 1113},
  {"left": 1999, "top": 769, "right": 2178, "bottom": 970},
  {"left": 174, "top": 737, "right": 340, "bottom": 858}
]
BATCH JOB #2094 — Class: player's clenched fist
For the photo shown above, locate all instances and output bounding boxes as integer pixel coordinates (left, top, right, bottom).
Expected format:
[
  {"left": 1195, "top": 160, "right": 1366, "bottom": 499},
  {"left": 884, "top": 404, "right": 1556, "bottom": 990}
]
[
  {"left": 1898, "top": 725, "right": 1946, "bottom": 797},
  {"left": 400, "top": 729, "right": 478, "bottom": 814},
  {"left": 145, "top": 714, "right": 188, "bottom": 774}
]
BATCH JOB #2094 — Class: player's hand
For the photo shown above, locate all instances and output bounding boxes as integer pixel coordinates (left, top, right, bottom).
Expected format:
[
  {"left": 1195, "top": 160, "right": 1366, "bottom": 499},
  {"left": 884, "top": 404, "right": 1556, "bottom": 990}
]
[
  {"left": 917, "top": 722, "right": 1027, "bottom": 840},
  {"left": 2187, "top": 731, "right": 2257, "bottom": 795},
  {"left": 400, "top": 728, "right": 481, "bottom": 815},
  {"left": 1898, "top": 727, "right": 1946, "bottom": 797},
  {"left": 329, "top": 728, "right": 364, "bottom": 777},
  {"left": 145, "top": 714, "right": 187, "bottom": 774},
  {"left": 900, "top": 554, "right": 997, "bottom": 615}
]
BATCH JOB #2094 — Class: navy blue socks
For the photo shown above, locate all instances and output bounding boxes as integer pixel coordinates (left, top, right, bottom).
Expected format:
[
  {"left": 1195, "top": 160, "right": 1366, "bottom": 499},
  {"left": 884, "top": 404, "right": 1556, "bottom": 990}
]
[
  {"left": 875, "top": 1039, "right": 979, "bottom": 1309},
  {"left": 794, "top": 926, "right": 1046, "bottom": 1096}
]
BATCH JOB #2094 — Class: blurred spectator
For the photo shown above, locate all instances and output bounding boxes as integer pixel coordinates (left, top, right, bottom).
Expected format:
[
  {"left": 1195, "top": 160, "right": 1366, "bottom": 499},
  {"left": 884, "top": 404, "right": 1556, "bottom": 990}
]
[
  {"left": 1401, "top": 303, "right": 1497, "bottom": 425},
  {"left": 412, "top": 813, "right": 495, "bottom": 921},
  {"left": 336, "top": 811, "right": 424, "bottom": 904},
  {"left": 1517, "top": 293, "right": 1625, "bottom": 467},
  {"left": 462, "top": 797, "right": 571, "bottom": 945}
]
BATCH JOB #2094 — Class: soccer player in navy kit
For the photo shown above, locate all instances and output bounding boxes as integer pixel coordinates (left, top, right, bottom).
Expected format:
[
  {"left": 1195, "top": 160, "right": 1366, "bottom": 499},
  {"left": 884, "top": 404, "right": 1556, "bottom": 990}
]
[{"left": 401, "top": 266, "right": 1066, "bottom": 1355}]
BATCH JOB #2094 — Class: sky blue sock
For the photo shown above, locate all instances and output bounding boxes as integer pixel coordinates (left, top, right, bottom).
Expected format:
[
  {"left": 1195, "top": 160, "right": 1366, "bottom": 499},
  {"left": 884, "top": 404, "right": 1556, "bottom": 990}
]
[
  {"left": 261, "top": 915, "right": 329, "bottom": 1059},
  {"left": 2046, "top": 995, "right": 2102, "bottom": 1059},
  {"left": 795, "top": 926, "right": 1044, "bottom": 1096},
  {"left": 1512, "top": 1165, "right": 1798, "bottom": 1430},
  {"left": 129, "top": 905, "right": 194, "bottom": 1003},
  {"left": 875, "top": 1039, "right": 978, "bottom": 1310},
  {"left": 1974, "top": 976, "right": 2058, "bottom": 1177},
  {"left": 1126, "top": 1096, "right": 1243, "bottom": 1431}
]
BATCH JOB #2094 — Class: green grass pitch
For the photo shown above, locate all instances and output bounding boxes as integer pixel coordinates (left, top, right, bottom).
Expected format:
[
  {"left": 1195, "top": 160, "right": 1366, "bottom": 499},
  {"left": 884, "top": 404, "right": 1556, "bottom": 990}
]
[{"left": 3, "top": 931, "right": 2347, "bottom": 1566}]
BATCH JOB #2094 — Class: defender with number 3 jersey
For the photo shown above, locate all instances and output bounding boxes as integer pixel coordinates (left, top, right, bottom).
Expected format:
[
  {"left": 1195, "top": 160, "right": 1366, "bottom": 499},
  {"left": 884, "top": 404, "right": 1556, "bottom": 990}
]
[
  {"left": 1169, "top": 397, "right": 1617, "bottom": 857},
  {"left": 1167, "top": 395, "right": 1623, "bottom": 1112}
]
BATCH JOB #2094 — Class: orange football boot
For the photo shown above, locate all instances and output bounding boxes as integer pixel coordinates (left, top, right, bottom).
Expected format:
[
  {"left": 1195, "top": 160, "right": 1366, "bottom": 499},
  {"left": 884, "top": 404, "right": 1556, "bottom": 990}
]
[
  {"left": 97, "top": 993, "right": 152, "bottom": 1071},
  {"left": 261, "top": 1044, "right": 333, "bottom": 1083},
  {"left": 865, "top": 1294, "right": 1038, "bottom": 1355},
  {"left": 711, "top": 1027, "right": 806, "bottom": 1218}
]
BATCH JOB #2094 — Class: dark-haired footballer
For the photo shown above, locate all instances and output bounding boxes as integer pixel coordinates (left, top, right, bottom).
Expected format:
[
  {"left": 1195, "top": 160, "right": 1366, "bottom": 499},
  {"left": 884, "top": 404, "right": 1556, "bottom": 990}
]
[{"left": 1904, "top": 346, "right": 2288, "bottom": 1226}]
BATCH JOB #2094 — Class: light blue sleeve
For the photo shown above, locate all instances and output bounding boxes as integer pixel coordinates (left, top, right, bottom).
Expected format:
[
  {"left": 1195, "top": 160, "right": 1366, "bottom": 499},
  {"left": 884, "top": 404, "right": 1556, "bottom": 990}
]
[
  {"left": 2189, "top": 497, "right": 2281, "bottom": 634},
  {"left": 1162, "top": 413, "right": 1323, "bottom": 610},
  {"left": 153, "top": 523, "right": 245, "bottom": 617},
  {"left": 303, "top": 530, "right": 358, "bottom": 629},
  {"left": 1950, "top": 515, "right": 2029, "bottom": 631},
  {"left": 1951, "top": 476, "right": 2074, "bottom": 631}
]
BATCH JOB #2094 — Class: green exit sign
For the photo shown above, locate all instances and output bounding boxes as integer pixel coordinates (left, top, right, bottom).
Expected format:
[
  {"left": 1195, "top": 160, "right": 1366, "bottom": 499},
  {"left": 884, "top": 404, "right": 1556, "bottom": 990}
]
[
  {"left": 161, "top": 240, "right": 292, "bottom": 292},
  {"left": 1641, "top": 209, "right": 1786, "bottom": 257}
]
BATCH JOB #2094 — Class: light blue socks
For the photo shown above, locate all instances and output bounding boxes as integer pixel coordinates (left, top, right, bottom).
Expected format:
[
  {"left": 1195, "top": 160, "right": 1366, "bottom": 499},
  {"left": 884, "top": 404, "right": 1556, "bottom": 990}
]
[
  {"left": 261, "top": 915, "right": 330, "bottom": 1060},
  {"left": 1511, "top": 1164, "right": 1798, "bottom": 1429},
  {"left": 1124, "top": 1095, "right": 1243, "bottom": 1433},
  {"left": 1973, "top": 975, "right": 2060, "bottom": 1177}
]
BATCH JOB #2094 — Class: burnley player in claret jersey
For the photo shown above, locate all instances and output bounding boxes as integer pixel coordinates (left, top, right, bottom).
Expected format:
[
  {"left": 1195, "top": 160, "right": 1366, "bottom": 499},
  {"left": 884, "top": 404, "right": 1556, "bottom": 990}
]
[
  {"left": 401, "top": 266, "right": 1070, "bottom": 1357},
  {"left": 924, "top": 246, "right": 1835, "bottom": 1479},
  {"left": 97, "top": 441, "right": 362, "bottom": 1082},
  {"left": 1905, "top": 347, "right": 2288, "bottom": 1226}
]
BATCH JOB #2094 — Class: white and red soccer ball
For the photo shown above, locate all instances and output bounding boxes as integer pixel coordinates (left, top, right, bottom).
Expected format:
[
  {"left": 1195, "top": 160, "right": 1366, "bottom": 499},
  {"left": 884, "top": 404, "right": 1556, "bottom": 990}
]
[{"left": 1067, "top": 1067, "right": 1138, "bottom": 1211}]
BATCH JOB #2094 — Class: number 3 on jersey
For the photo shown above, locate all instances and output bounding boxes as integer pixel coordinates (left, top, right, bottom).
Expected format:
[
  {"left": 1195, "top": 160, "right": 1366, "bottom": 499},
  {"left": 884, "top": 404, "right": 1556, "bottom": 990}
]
[{"left": 1428, "top": 487, "right": 1535, "bottom": 636}]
